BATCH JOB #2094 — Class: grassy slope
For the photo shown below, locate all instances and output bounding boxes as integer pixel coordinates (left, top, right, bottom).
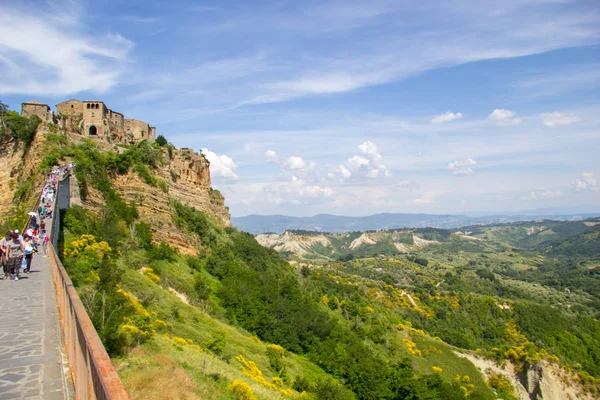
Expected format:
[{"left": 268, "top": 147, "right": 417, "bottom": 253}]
[{"left": 112, "top": 254, "right": 336, "bottom": 399}]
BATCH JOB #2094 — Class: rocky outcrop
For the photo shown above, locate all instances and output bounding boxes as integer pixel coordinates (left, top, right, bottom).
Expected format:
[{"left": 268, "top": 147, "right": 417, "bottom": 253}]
[
  {"left": 349, "top": 233, "right": 377, "bottom": 249},
  {"left": 256, "top": 231, "right": 332, "bottom": 258},
  {"left": 73, "top": 146, "right": 230, "bottom": 255},
  {"left": 0, "top": 124, "right": 53, "bottom": 218},
  {"left": 0, "top": 122, "right": 230, "bottom": 254},
  {"left": 456, "top": 352, "right": 592, "bottom": 400}
]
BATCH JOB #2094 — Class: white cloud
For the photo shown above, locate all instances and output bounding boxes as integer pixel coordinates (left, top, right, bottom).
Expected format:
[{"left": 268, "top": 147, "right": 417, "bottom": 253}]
[
  {"left": 340, "top": 164, "right": 352, "bottom": 179},
  {"left": 347, "top": 155, "right": 370, "bottom": 169},
  {"left": 574, "top": 172, "right": 597, "bottom": 191},
  {"left": 358, "top": 141, "right": 383, "bottom": 164},
  {"left": 521, "top": 191, "right": 537, "bottom": 200},
  {"left": 541, "top": 191, "right": 564, "bottom": 198},
  {"left": 583, "top": 172, "right": 597, "bottom": 185},
  {"left": 575, "top": 179, "right": 589, "bottom": 191},
  {"left": 0, "top": 4, "right": 132, "bottom": 95},
  {"left": 340, "top": 141, "right": 390, "bottom": 180},
  {"left": 432, "top": 111, "right": 463, "bottom": 124},
  {"left": 283, "top": 156, "right": 307, "bottom": 170},
  {"left": 488, "top": 109, "right": 522, "bottom": 126},
  {"left": 266, "top": 176, "right": 333, "bottom": 204},
  {"left": 265, "top": 149, "right": 278, "bottom": 162},
  {"left": 448, "top": 158, "right": 477, "bottom": 176},
  {"left": 200, "top": 148, "right": 238, "bottom": 179},
  {"left": 540, "top": 112, "right": 581, "bottom": 127}
]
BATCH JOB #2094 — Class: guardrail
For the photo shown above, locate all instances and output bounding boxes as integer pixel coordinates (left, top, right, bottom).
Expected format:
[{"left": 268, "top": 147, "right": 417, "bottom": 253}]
[{"left": 25, "top": 174, "right": 130, "bottom": 400}]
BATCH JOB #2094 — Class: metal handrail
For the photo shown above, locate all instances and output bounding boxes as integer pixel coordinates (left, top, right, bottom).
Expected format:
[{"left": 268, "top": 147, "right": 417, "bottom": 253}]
[{"left": 25, "top": 173, "right": 130, "bottom": 400}]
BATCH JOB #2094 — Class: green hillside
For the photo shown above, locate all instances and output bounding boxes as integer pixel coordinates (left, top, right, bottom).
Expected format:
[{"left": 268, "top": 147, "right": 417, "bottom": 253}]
[{"left": 6, "top": 122, "right": 599, "bottom": 399}]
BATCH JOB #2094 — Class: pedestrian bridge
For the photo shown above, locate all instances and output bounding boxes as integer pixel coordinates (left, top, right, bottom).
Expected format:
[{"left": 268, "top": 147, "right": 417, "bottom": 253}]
[{"left": 0, "top": 175, "right": 129, "bottom": 399}]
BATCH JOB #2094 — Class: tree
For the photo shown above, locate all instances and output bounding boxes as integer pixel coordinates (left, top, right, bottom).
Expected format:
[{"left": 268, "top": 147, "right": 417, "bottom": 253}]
[{"left": 155, "top": 134, "right": 168, "bottom": 146}]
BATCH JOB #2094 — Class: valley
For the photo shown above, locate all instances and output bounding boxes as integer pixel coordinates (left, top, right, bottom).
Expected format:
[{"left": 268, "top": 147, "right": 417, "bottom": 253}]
[{"left": 257, "top": 220, "right": 600, "bottom": 399}]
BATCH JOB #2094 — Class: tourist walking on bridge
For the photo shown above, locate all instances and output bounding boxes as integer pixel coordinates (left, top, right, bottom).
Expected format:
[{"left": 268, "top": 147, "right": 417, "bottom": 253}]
[
  {"left": 0, "top": 231, "right": 10, "bottom": 280},
  {"left": 5, "top": 231, "right": 24, "bottom": 281},
  {"left": 23, "top": 235, "right": 34, "bottom": 273}
]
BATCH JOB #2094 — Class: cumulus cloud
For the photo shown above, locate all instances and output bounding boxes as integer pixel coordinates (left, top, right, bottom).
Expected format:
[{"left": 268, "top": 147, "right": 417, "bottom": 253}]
[
  {"left": 575, "top": 172, "right": 597, "bottom": 191},
  {"left": 542, "top": 191, "right": 564, "bottom": 198},
  {"left": 339, "top": 164, "right": 352, "bottom": 179},
  {"left": 283, "top": 156, "right": 307, "bottom": 170},
  {"left": 488, "top": 109, "right": 522, "bottom": 126},
  {"left": 432, "top": 111, "right": 463, "bottom": 123},
  {"left": 201, "top": 148, "right": 238, "bottom": 179},
  {"left": 448, "top": 158, "right": 476, "bottom": 176},
  {"left": 265, "top": 176, "right": 333, "bottom": 205},
  {"left": 540, "top": 112, "right": 580, "bottom": 127},
  {"left": 583, "top": 172, "right": 597, "bottom": 185},
  {"left": 265, "top": 149, "right": 278, "bottom": 162},
  {"left": 521, "top": 191, "right": 537, "bottom": 200},
  {"left": 358, "top": 141, "right": 383, "bottom": 164},
  {"left": 339, "top": 141, "right": 390, "bottom": 180}
]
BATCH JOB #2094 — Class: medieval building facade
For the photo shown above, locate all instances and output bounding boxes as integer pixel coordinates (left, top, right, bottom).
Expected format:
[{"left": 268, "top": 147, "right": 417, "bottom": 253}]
[{"left": 21, "top": 99, "right": 156, "bottom": 144}]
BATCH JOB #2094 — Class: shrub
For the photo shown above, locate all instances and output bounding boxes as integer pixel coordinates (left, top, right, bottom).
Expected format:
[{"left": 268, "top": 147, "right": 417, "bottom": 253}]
[
  {"left": 227, "top": 380, "right": 256, "bottom": 400},
  {"left": 267, "top": 344, "right": 285, "bottom": 372},
  {"left": 293, "top": 376, "right": 313, "bottom": 393},
  {"left": 147, "top": 241, "right": 177, "bottom": 261},
  {"left": 203, "top": 332, "right": 226, "bottom": 356},
  {"left": 157, "top": 179, "right": 169, "bottom": 193},
  {"left": 155, "top": 135, "right": 168, "bottom": 146}
]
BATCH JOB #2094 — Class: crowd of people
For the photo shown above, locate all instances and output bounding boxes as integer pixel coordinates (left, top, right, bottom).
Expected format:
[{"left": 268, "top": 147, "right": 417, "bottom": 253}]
[{"left": 1, "top": 163, "right": 74, "bottom": 281}]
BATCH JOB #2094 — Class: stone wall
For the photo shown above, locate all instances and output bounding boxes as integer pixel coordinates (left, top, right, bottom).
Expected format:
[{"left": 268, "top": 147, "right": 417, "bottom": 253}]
[
  {"left": 56, "top": 99, "right": 83, "bottom": 118},
  {"left": 124, "top": 119, "right": 152, "bottom": 142},
  {"left": 21, "top": 102, "right": 51, "bottom": 122}
]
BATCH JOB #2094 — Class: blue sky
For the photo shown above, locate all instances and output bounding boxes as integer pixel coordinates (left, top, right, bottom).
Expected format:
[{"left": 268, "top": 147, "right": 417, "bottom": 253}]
[{"left": 1, "top": 0, "right": 599, "bottom": 217}]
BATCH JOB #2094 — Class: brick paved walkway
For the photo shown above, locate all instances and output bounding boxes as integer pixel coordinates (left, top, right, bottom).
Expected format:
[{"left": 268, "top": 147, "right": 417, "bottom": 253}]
[{"left": 0, "top": 240, "right": 71, "bottom": 399}]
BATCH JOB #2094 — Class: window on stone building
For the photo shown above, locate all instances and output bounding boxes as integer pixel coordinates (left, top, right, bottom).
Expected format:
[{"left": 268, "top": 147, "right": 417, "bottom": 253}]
[{"left": 87, "top": 104, "right": 90, "bottom": 109}]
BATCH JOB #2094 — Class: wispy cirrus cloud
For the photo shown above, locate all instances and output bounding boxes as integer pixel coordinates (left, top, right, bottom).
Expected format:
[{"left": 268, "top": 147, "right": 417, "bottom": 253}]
[
  {"left": 540, "top": 112, "right": 581, "bottom": 127},
  {"left": 135, "top": 0, "right": 600, "bottom": 111},
  {"left": 0, "top": 2, "right": 133, "bottom": 95}
]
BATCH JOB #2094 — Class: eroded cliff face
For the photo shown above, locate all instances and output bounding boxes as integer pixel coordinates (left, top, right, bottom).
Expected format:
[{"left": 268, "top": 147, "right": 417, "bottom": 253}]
[
  {"left": 0, "top": 122, "right": 230, "bottom": 254},
  {"left": 456, "top": 352, "right": 593, "bottom": 400},
  {"left": 73, "top": 145, "right": 230, "bottom": 255},
  {"left": 0, "top": 124, "right": 53, "bottom": 218}
]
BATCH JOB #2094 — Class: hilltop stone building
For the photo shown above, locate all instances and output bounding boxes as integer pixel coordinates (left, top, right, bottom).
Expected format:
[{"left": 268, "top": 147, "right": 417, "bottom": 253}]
[
  {"left": 21, "top": 101, "right": 53, "bottom": 122},
  {"left": 21, "top": 99, "right": 156, "bottom": 144}
]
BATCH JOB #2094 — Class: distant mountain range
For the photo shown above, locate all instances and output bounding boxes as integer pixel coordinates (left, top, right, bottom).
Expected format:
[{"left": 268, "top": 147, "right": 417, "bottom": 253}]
[{"left": 232, "top": 211, "right": 600, "bottom": 234}]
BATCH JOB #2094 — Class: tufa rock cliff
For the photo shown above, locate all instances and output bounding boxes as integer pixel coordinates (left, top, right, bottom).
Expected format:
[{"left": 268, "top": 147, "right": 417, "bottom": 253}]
[
  {"left": 69, "top": 138, "right": 230, "bottom": 255},
  {"left": 0, "top": 122, "right": 230, "bottom": 255}
]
